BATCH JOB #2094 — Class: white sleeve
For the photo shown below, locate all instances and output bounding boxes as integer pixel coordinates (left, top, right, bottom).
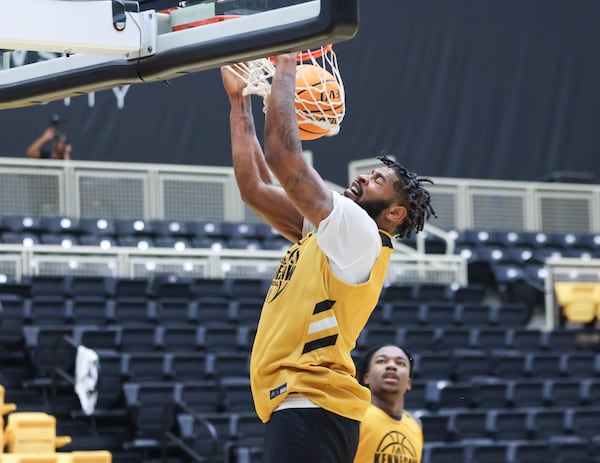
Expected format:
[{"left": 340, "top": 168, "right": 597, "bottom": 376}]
[{"left": 314, "top": 191, "right": 381, "bottom": 284}]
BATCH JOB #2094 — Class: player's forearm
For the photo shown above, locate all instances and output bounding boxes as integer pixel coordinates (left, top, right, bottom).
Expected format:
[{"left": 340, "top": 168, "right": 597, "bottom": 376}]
[
  {"left": 229, "top": 93, "right": 272, "bottom": 199},
  {"left": 264, "top": 54, "right": 302, "bottom": 169},
  {"left": 264, "top": 54, "right": 332, "bottom": 225}
]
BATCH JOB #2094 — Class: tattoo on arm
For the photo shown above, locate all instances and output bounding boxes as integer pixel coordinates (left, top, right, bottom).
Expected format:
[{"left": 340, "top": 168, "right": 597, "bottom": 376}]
[
  {"left": 278, "top": 124, "right": 302, "bottom": 152},
  {"left": 239, "top": 100, "right": 255, "bottom": 134},
  {"left": 273, "top": 69, "right": 302, "bottom": 152},
  {"left": 284, "top": 168, "right": 322, "bottom": 213}
]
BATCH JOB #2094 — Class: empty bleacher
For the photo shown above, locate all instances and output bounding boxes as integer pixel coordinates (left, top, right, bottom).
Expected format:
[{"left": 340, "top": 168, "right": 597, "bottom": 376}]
[
  {"left": 2, "top": 266, "right": 599, "bottom": 462},
  {"left": 1, "top": 157, "right": 599, "bottom": 462}
]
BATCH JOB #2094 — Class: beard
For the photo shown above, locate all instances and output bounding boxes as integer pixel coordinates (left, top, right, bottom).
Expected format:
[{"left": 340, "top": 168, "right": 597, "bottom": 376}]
[{"left": 357, "top": 199, "right": 390, "bottom": 221}]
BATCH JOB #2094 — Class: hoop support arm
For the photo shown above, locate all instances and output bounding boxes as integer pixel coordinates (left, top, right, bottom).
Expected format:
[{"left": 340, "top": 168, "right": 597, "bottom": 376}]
[
  {"left": 0, "top": 0, "right": 358, "bottom": 110},
  {"left": 0, "top": 0, "right": 157, "bottom": 56}
]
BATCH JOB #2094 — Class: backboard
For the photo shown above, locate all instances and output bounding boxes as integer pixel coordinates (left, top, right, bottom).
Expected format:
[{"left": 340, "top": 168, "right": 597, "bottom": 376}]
[{"left": 0, "top": 0, "right": 358, "bottom": 110}]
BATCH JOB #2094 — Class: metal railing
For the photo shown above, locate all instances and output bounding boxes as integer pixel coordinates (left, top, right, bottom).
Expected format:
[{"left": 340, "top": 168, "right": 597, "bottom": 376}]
[{"left": 0, "top": 243, "right": 467, "bottom": 286}]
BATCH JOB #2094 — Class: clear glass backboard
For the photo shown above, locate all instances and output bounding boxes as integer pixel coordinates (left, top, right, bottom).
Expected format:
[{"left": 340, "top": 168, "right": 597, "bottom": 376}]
[{"left": 0, "top": 0, "right": 358, "bottom": 109}]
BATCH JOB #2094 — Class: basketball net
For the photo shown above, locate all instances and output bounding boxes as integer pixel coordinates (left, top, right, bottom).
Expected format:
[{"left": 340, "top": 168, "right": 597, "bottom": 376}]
[{"left": 224, "top": 45, "right": 345, "bottom": 137}]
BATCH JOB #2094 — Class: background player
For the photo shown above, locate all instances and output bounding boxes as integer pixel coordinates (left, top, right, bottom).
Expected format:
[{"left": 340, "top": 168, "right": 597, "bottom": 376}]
[{"left": 354, "top": 344, "right": 423, "bottom": 463}]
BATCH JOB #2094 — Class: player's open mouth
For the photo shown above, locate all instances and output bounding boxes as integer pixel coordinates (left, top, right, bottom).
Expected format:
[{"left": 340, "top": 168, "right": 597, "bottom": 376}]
[{"left": 345, "top": 180, "right": 361, "bottom": 200}]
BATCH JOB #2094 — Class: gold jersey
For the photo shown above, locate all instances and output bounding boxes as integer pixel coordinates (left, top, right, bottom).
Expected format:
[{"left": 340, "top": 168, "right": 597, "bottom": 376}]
[
  {"left": 354, "top": 405, "right": 423, "bottom": 463},
  {"left": 250, "top": 230, "right": 394, "bottom": 423}
]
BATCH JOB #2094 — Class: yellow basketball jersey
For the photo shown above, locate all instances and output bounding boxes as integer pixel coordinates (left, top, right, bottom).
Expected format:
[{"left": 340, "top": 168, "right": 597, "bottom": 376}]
[
  {"left": 354, "top": 404, "right": 423, "bottom": 463},
  {"left": 250, "top": 230, "right": 394, "bottom": 423}
]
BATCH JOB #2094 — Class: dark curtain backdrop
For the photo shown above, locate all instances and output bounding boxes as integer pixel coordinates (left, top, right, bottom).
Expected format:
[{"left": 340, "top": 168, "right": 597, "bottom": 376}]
[{"left": 1, "top": 0, "right": 599, "bottom": 186}]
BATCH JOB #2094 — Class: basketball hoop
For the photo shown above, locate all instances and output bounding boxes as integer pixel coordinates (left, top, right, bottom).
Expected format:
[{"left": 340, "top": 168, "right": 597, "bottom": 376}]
[
  {"left": 171, "top": 14, "right": 242, "bottom": 32},
  {"left": 164, "top": 12, "right": 346, "bottom": 138},
  {"left": 224, "top": 45, "right": 346, "bottom": 139}
]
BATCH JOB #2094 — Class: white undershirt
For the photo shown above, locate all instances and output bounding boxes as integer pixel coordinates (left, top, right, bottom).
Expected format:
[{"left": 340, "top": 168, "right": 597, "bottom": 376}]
[{"left": 305, "top": 190, "right": 381, "bottom": 284}]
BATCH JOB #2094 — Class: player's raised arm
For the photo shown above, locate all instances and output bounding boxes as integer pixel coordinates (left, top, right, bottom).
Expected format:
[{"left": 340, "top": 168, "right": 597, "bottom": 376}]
[
  {"left": 221, "top": 64, "right": 304, "bottom": 242},
  {"left": 263, "top": 53, "right": 334, "bottom": 228}
]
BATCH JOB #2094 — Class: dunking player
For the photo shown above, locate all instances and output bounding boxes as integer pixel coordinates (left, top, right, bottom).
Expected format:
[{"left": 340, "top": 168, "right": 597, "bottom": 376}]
[
  {"left": 221, "top": 52, "right": 435, "bottom": 462},
  {"left": 354, "top": 345, "right": 423, "bottom": 463}
]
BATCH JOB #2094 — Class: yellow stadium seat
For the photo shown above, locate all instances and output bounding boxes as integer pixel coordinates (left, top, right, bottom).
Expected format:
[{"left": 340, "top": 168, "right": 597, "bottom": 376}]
[
  {"left": 68, "top": 451, "right": 112, "bottom": 463},
  {"left": 0, "top": 453, "right": 64, "bottom": 463},
  {"left": 4, "top": 412, "right": 71, "bottom": 454},
  {"left": 1, "top": 385, "right": 17, "bottom": 415},
  {"left": 554, "top": 281, "right": 600, "bottom": 324},
  {"left": 2, "top": 385, "right": 18, "bottom": 453},
  {"left": 0, "top": 452, "right": 111, "bottom": 463}
]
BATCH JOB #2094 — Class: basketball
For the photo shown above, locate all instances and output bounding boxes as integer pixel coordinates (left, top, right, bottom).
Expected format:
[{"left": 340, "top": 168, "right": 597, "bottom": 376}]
[{"left": 295, "top": 64, "right": 345, "bottom": 140}]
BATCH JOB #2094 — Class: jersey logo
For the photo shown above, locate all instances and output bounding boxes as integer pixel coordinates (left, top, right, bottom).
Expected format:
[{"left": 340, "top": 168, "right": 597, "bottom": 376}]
[
  {"left": 374, "top": 430, "right": 419, "bottom": 463},
  {"left": 269, "top": 383, "right": 287, "bottom": 400},
  {"left": 302, "top": 299, "right": 338, "bottom": 354},
  {"left": 267, "top": 247, "right": 300, "bottom": 303}
]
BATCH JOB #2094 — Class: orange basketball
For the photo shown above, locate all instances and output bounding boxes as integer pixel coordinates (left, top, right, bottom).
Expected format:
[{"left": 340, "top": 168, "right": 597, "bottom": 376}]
[{"left": 295, "top": 64, "right": 345, "bottom": 140}]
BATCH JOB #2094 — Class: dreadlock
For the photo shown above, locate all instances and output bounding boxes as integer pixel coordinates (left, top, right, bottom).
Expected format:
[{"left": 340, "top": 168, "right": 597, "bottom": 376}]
[{"left": 377, "top": 154, "right": 437, "bottom": 239}]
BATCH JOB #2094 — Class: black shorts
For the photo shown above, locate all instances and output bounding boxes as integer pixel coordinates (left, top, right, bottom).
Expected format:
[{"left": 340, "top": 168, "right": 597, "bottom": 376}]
[{"left": 263, "top": 408, "right": 360, "bottom": 463}]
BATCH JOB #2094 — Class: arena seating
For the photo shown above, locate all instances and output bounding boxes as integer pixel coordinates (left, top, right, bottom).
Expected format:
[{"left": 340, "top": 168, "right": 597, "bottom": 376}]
[
  {"left": 0, "top": 216, "right": 288, "bottom": 252},
  {"left": 1, "top": 221, "right": 599, "bottom": 462}
]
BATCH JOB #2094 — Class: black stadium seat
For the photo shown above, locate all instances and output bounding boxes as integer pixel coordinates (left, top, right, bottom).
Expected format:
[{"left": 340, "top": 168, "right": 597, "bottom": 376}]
[
  {"left": 509, "top": 441, "right": 553, "bottom": 463},
  {"left": 468, "top": 442, "right": 509, "bottom": 463},
  {"left": 123, "top": 352, "right": 169, "bottom": 383},
  {"left": 78, "top": 217, "right": 117, "bottom": 236},
  {"left": 220, "top": 377, "right": 254, "bottom": 413},
  {"left": 424, "top": 443, "right": 466, "bottom": 463},
  {"left": 71, "top": 275, "right": 114, "bottom": 298},
  {"left": 168, "top": 352, "right": 210, "bottom": 382},
  {"left": 422, "top": 301, "right": 457, "bottom": 326},
  {"left": 385, "top": 301, "right": 426, "bottom": 326},
  {"left": 150, "top": 219, "right": 190, "bottom": 239},
  {"left": 508, "top": 379, "right": 548, "bottom": 408},
  {"left": 122, "top": 381, "right": 178, "bottom": 447},
  {"left": 528, "top": 409, "right": 567, "bottom": 440},
  {"left": 473, "top": 328, "right": 509, "bottom": 350},
  {"left": 545, "top": 378, "right": 585, "bottom": 407},
  {"left": 569, "top": 407, "right": 600, "bottom": 439},
  {"left": 397, "top": 327, "right": 437, "bottom": 353},
  {"left": 451, "top": 410, "right": 489, "bottom": 441},
  {"left": 452, "top": 349, "right": 491, "bottom": 381},
  {"left": 358, "top": 326, "right": 398, "bottom": 350},
  {"left": 435, "top": 328, "right": 473, "bottom": 351},
  {"left": 488, "top": 409, "right": 529, "bottom": 441},
  {"left": 176, "top": 380, "right": 222, "bottom": 415},
  {"left": 472, "top": 379, "right": 510, "bottom": 410},
  {"left": 3, "top": 222, "right": 600, "bottom": 462},
  {"left": 419, "top": 413, "right": 452, "bottom": 443},
  {"left": 28, "top": 294, "right": 72, "bottom": 325}
]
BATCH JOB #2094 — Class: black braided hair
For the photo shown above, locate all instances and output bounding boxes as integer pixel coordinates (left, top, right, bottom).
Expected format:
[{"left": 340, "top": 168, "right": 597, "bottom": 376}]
[
  {"left": 377, "top": 154, "right": 437, "bottom": 239},
  {"left": 356, "top": 344, "right": 414, "bottom": 386}
]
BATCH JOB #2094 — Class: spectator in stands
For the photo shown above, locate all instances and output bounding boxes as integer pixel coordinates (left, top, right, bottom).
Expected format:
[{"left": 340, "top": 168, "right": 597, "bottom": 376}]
[
  {"left": 26, "top": 115, "right": 72, "bottom": 160},
  {"left": 354, "top": 344, "right": 423, "bottom": 463},
  {"left": 221, "top": 52, "right": 435, "bottom": 463}
]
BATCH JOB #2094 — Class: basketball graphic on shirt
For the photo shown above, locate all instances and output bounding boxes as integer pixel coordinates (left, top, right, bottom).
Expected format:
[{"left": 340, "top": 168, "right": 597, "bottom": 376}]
[{"left": 375, "top": 431, "right": 419, "bottom": 463}]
